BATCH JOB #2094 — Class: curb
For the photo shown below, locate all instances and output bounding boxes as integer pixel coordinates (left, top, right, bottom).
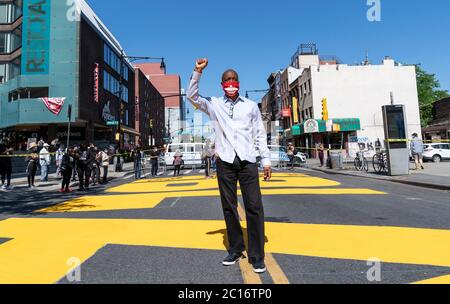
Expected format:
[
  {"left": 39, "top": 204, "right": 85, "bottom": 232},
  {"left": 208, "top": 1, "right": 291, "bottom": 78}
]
[{"left": 307, "top": 166, "right": 450, "bottom": 191}]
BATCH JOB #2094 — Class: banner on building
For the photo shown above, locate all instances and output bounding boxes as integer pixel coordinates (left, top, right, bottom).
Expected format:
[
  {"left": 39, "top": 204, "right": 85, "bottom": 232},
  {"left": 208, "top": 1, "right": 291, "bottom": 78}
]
[
  {"left": 94, "top": 63, "right": 99, "bottom": 103},
  {"left": 292, "top": 97, "right": 299, "bottom": 123},
  {"left": 41, "top": 97, "right": 66, "bottom": 115}
]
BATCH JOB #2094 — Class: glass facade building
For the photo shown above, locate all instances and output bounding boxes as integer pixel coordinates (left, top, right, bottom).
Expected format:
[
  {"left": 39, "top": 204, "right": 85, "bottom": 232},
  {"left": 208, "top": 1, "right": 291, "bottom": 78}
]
[{"left": 0, "top": 0, "right": 136, "bottom": 150}]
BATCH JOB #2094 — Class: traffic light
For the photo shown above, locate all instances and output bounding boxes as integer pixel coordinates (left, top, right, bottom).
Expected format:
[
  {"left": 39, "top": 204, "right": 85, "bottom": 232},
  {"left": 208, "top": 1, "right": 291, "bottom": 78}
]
[
  {"left": 149, "top": 119, "right": 153, "bottom": 128},
  {"left": 321, "top": 98, "right": 329, "bottom": 121}
]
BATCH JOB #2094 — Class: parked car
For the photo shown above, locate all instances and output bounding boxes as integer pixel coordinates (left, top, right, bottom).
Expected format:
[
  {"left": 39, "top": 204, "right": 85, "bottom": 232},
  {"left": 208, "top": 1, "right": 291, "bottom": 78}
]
[
  {"left": 164, "top": 143, "right": 205, "bottom": 168},
  {"left": 423, "top": 143, "right": 450, "bottom": 163}
]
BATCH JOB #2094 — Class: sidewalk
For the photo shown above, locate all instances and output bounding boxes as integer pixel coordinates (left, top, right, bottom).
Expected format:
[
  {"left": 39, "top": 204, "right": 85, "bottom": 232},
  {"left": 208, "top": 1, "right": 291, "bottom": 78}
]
[
  {"left": 306, "top": 158, "right": 450, "bottom": 191},
  {"left": 2, "top": 162, "right": 135, "bottom": 191}
]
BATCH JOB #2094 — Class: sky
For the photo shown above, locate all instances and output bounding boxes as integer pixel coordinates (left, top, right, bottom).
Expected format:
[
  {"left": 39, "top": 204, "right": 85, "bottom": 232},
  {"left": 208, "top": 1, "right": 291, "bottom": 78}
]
[{"left": 86, "top": 0, "right": 450, "bottom": 100}]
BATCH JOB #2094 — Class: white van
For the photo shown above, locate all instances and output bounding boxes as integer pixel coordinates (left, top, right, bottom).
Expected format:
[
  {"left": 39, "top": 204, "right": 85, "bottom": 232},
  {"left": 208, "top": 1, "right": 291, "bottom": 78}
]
[{"left": 165, "top": 143, "right": 205, "bottom": 168}]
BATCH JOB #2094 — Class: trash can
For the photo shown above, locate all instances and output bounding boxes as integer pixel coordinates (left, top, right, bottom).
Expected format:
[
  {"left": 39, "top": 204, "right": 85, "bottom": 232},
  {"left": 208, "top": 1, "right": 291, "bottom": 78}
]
[{"left": 330, "top": 150, "right": 343, "bottom": 170}]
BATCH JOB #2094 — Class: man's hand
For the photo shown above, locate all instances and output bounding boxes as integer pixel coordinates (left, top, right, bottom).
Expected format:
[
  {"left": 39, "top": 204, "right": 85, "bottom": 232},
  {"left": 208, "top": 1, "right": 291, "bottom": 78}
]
[
  {"left": 263, "top": 166, "right": 272, "bottom": 182},
  {"left": 195, "top": 58, "right": 208, "bottom": 73}
]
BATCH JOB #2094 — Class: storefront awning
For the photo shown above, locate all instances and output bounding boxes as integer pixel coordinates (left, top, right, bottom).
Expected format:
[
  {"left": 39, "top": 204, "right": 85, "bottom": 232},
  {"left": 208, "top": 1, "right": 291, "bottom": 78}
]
[
  {"left": 293, "top": 118, "right": 361, "bottom": 136},
  {"left": 121, "top": 126, "right": 141, "bottom": 136}
]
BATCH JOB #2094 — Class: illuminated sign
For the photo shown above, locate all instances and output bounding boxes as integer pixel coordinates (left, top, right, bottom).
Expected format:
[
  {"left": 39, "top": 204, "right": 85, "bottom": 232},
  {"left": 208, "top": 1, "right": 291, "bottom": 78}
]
[
  {"left": 93, "top": 63, "right": 99, "bottom": 103},
  {"left": 22, "top": 0, "right": 51, "bottom": 75}
]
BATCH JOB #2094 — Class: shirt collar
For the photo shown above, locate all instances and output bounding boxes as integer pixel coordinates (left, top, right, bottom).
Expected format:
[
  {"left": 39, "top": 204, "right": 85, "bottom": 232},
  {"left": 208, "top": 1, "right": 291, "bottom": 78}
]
[{"left": 225, "top": 95, "right": 244, "bottom": 104}]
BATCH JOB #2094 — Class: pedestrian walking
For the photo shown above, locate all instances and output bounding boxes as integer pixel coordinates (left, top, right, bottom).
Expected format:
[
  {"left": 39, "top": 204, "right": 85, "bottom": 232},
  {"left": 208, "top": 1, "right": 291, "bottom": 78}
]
[
  {"left": 186, "top": 58, "right": 272, "bottom": 273},
  {"left": 60, "top": 147, "right": 75, "bottom": 193},
  {"left": 318, "top": 143, "right": 325, "bottom": 167},
  {"left": 26, "top": 143, "right": 39, "bottom": 189},
  {"left": 150, "top": 146, "right": 159, "bottom": 177},
  {"left": 39, "top": 143, "right": 51, "bottom": 182},
  {"left": 410, "top": 133, "right": 425, "bottom": 170},
  {"left": 173, "top": 150, "right": 183, "bottom": 177},
  {"left": 0, "top": 140, "right": 13, "bottom": 190},
  {"left": 71, "top": 146, "right": 79, "bottom": 181}
]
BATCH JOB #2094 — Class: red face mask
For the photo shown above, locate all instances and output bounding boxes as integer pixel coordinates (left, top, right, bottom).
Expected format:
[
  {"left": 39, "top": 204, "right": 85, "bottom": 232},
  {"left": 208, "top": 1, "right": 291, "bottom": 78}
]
[{"left": 222, "top": 81, "right": 240, "bottom": 99}]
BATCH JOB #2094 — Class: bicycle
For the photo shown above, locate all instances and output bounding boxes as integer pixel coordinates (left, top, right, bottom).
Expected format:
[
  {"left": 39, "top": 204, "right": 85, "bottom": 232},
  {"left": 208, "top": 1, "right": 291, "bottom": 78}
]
[
  {"left": 373, "top": 151, "right": 388, "bottom": 174},
  {"left": 354, "top": 150, "right": 369, "bottom": 172}
]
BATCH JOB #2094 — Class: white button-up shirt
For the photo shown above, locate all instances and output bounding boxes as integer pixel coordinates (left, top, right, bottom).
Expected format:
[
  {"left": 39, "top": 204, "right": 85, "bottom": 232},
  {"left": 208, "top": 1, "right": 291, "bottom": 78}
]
[{"left": 187, "top": 71, "right": 271, "bottom": 167}]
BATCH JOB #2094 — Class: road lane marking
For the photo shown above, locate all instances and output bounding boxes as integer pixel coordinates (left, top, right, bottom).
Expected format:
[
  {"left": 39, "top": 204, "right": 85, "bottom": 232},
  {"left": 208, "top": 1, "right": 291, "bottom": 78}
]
[
  {"left": 413, "top": 274, "right": 450, "bottom": 284},
  {"left": 3, "top": 218, "right": 450, "bottom": 283},
  {"left": 265, "top": 253, "right": 290, "bottom": 284},
  {"left": 237, "top": 202, "right": 289, "bottom": 284}
]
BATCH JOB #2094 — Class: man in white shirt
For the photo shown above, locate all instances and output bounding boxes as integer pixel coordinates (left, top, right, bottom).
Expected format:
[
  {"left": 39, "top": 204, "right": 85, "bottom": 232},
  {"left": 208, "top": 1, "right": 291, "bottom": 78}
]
[
  {"left": 187, "top": 58, "right": 272, "bottom": 274},
  {"left": 39, "top": 143, "right": 51, "bottom": 182}
]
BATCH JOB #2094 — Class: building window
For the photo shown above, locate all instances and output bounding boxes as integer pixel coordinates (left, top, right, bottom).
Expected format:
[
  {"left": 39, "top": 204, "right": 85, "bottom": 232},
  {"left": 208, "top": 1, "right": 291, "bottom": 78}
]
[
  {"left": 104, "top": 43, "right": 129, "bottom": 81},
  {"left": 8, "top": 87, "right": 49, "bottom": 102},
  {"left": 0, "top": 0, "right": 23, "bottom": 24},
  {"left": 0, "top": 56, "right": 21, "bottom": 84},
  {"left": 104, "top": 70, "right": 129, "bottom": 103}
]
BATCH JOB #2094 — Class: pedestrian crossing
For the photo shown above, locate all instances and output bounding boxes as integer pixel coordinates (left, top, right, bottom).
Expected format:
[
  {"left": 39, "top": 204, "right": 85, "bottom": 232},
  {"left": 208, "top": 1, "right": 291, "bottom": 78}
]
[{"left": 1, "top": 171, "right": 450, "bottom": 284}]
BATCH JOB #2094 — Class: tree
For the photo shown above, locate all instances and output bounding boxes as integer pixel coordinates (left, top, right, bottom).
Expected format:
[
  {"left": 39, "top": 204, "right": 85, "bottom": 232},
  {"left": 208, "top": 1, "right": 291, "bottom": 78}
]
[{"left": 415, "top": 65, "right": 449, "bottom": 127}]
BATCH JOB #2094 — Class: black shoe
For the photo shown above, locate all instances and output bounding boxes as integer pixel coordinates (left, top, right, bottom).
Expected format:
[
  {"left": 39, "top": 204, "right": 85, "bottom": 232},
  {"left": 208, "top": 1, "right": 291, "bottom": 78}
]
[
  {"left": 222, "top": 253, "right": 243, "bottom": 266},
  {"left": 252, "top": 258, "right": 267, "bottom": 274}
]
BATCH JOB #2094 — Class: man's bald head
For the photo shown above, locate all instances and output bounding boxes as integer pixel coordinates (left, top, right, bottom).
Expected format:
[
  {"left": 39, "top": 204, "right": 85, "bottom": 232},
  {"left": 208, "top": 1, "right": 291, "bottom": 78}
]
[{"left": 222, "top": 69, "right": 239, "bottom": 83}]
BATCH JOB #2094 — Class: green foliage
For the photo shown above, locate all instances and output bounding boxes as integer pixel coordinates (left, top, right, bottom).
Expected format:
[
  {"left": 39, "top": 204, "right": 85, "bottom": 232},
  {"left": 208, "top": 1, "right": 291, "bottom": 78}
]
[{"left": 415, "top": 65, "right": 449, "bottom": 127}]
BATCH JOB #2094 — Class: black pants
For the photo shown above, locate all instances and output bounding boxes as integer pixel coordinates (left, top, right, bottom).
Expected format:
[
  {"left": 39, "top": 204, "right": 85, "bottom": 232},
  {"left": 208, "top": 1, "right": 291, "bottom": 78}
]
[
  {"left": 1, "top": 163, "right": 12, "bottom": 186},
  {"left": 61, "top": 169, "right": 72, "bottom": 190},
  {"left": 77, "top": 165, "right": 91, "bottom": 189},
  {"left": 319, "top": 151, "right": 324, "bottom": 166},
  {"left": 216, "top": 156, "right": 265, "bottom": 261},
  {"left": 205, "top": 157, "right": 211, "bottom": 177},
  {"left": 27, "top": 162, "right": 37, "bottom": 187},
  {"left": 174, "top": 165, "right": 181, "bottom": 176},
  {"left": 151, "top": 160, "right": 158, "bottom": 176},
  {"left": 102, "top": 166, "right": 108, "bottom": 183}
]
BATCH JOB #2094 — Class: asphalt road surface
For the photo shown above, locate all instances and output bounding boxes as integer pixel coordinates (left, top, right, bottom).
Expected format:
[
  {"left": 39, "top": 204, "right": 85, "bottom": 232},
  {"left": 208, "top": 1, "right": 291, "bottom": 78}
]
[{"left": 1, "top": 167, "right": 450, "bottom": 284}]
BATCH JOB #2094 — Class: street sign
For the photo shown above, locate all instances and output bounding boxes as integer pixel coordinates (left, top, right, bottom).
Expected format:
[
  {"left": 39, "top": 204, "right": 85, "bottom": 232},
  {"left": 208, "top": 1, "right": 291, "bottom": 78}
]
[{"left": 107, "top": 121, "right": 119, "bottom": 126}]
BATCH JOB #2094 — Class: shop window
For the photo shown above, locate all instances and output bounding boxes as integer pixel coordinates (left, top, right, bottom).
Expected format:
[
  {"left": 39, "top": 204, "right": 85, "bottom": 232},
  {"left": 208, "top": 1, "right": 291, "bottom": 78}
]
[{"left": 8, "top": 87, "right": 49, "bottom": 102}]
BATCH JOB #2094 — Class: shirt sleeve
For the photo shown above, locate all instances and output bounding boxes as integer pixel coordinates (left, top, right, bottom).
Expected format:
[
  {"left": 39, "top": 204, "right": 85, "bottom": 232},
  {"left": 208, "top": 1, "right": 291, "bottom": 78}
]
[
  {"left": 186, "top": 71, "right": 212, "bottom": 116},
  {"left": 252, "top": 104, "right": 271, "bottom": 167}
]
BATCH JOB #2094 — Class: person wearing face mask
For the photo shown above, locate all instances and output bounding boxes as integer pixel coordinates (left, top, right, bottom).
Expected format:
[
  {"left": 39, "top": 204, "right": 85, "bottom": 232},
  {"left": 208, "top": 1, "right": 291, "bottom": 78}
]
[{"left": 186, "top": 58, "right": 272, "bottom": 274}]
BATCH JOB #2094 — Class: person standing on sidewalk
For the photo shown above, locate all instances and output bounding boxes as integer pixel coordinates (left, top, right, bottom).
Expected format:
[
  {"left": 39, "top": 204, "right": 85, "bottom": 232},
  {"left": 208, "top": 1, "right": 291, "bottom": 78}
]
[
  {"left": 60, "top": 147, "right": 75, "bottom": 193},
  {"left": 26, "top": 143, "right": 39, "bottom": 189},
  {"left": 133, "top": 146, "right": 143, "bottom": 179},
  {"left": 39, "top": 143, "right": 51, "bottom": 182},
  {"left": 55, "top": 145, "right": 65, "bottom": 179},
  {"left": 97, "top": 148, "right": 110, "bottom": 184},
  {"left": 150, "top": 146, "right": 159, "bottom": 177},
  {"left": 287, "top": 143, "right": 296, "bottom": 170},
  {"left": 318, "top": 143, "right": 325, "bottom": 167},
  {"left": 187, "top": 58, "right": 272, "bottom": 274},
  {"left": 0, "top": 140, "right": 13, "bottom": 190},
  {"left": 411, "top": 133, "right": 425, "bottom": 170}
]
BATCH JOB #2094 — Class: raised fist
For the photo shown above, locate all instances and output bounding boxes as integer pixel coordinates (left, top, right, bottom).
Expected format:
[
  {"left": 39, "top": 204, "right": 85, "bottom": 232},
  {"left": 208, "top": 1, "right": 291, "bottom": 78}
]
[{"left": 195, "top": 58, "right": 208, "bottom": 73}]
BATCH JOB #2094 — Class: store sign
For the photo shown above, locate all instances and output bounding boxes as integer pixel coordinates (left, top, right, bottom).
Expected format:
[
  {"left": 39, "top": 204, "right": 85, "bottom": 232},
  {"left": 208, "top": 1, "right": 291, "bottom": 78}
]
[
  {"left": 102, "top": 101, "right": 115, "bottom": 122},
  {"left": 93, "top": 63, "right": 99, "bottom": 103},
  {"left": 282, "top": 108, "right": 291, "bottom": 118},
  {"left": 22, "top": 0, "right": 51, "bottom": 75},
  {"left": 304, "top": 119, "right": 319, "bottom": 134}
]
